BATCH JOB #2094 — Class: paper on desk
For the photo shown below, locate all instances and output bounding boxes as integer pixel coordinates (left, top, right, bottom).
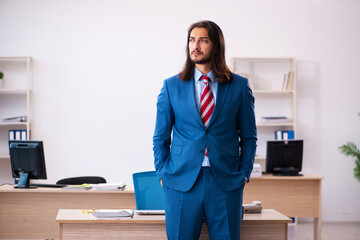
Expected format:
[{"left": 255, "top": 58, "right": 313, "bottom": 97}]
[
  {"left": 90, "top": 182, "right": 126, "bottom": 191},
  {"left": 90, "top": 209, "right": 134, "bottom": 218},
  {"left": 61, "top": 184, "right": 92, "bottom": 190},
  {"left": 250, "top": 164, "right": 262, "bottom": 178}
]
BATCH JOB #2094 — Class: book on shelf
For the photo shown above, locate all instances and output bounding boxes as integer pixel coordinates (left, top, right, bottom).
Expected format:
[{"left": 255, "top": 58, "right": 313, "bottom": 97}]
[
  {"left": 281, "top": 74, "right": 287, "bottom": 90},
  {"left": 275, "top": 130, "right": 295, "bottom": 140},
  {"left": 2, "top": 115, "right": 27, "bottom": 122},
  {"left": 286, "top": 71, "right": 294, "bottom": 90},
  {"left": 261, "top": 116, "right": 290, "bottom": 123},
  {"left": 281, "top": 71, "right": 294, "bottom": 91},
  {"left": 238, "top": 72, "right": 254, "bottom": 91}
]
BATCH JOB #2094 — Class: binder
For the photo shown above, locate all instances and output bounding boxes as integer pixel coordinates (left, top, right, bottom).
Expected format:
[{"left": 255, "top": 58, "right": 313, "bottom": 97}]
[
  {"left": 275, "top": 130, "right": 282, "bottom": 140},
  {"left": 275, "top": 130, "right": 295, "bottom": 140},
  {"left": 15, "top": 130, "right": 21, "bottom": 140},
  {"left": 282, "top": 131, "right": 288, "bottom": 140},
  {"left": 287, "top": 130, "right": 295, "bottom": 140},
  {"left": 21, "top": 130, "right": 27, "bottom": 140},
  {"left": 9, "top": 130, "right": 15, "bottom": 140},
  {"left": 9, "top": 129, "right": 27, "bottom": 140}
]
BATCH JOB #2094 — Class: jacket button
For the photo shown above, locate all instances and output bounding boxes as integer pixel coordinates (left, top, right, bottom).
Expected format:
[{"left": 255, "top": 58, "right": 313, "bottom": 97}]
[{"left": 205, "top": 130, "right": 208, "bottom": 135}]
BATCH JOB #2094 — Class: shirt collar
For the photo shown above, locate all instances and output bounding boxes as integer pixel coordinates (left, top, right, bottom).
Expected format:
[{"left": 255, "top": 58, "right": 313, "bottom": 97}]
[{"left": 194, "top": 67, "right": 216, "bottom": 83}]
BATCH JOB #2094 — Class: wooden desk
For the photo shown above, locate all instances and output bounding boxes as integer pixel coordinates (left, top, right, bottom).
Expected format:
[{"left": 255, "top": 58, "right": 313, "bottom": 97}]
[
  {"left": 0, "top": 185, "right": 135, "bottom": 239},
  {"left": 56, "top": 209, "right": 291, "bottom": 240},
  {"left": 0, "top": 174, "right": 323, "bottom": 239},
  {"left": 244, "top": 174, "right": 323, "bottom": 240}
]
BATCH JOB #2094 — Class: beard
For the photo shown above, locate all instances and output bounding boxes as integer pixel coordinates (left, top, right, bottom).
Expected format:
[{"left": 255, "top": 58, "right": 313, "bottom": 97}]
[{"left": 190, "top": 51, "right": 212, "bottom": 64}]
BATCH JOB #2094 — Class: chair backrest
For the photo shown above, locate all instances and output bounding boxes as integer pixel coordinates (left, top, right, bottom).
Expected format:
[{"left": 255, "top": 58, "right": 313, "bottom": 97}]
[
  {"left": 56, "top": 176, "right": 106, "bottom": 185},
  {"left": 132, "top": 171, "right": 165, "bottom": 210}
]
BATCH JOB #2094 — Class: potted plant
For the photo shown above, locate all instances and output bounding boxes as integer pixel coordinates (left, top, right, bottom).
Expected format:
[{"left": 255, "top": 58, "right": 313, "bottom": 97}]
[
  {"left": 0, "top": 72, "right": 3, "bottom": 88},
  {"left": 339, "top": 142, "right": 360, "bottom": 182}
]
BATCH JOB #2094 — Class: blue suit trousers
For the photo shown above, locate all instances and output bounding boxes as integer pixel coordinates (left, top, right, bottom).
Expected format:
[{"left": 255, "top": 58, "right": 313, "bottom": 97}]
[{"left": 163, "top": 168, "right": 244, "bottom": 240}]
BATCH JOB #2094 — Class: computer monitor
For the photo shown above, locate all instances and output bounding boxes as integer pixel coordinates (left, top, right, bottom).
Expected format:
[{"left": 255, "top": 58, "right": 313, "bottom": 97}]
[
  {"left": 265, "top": 140, "right": 303, "bottom": 176},
  {"left": 9, "top": 140, "right": 47, "bottom": 188}
]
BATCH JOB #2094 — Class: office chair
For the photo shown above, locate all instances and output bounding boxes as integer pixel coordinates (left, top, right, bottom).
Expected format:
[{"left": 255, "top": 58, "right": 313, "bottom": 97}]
[
  {"left": 132, "top": 171, "right": 165, "bottom": 210},
  {"left": 56, "top": 176, "right": 106, "bottom": 185}
]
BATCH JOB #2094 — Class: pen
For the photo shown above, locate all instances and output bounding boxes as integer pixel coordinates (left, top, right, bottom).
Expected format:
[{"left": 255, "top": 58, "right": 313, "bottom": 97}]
[{"left": 82, "top": 209, "right": 95, "bottom": 214}]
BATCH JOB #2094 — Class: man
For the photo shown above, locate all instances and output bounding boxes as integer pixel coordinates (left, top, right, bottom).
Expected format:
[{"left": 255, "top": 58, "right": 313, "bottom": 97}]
[{"left": 153, "top": 20, "right": 257, "bottom": 240}]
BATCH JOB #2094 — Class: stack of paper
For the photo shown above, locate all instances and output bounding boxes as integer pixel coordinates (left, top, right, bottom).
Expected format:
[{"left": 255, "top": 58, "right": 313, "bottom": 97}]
[
  {"left": 260, "top": 116, "right": 290, "bottom": 123},
  {"left": 90, "top": 209, "right": 134, "bottom": 218},
  {"left": 91, "top": 182, "right": 126, "bottom": 191},
  {"left": 250, "top": 164, "right": 262, "bottom": 178},
  {"left": 2, "top": 115, "right": 27, "bottom": 122},
  {"left": 61, "top": 184, "right": 92, "bottom": 190}
]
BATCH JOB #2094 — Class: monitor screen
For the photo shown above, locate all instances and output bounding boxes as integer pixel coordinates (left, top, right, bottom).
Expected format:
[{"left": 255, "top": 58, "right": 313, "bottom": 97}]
[
  {"left": 9, "top": 140, "right": 47, "bottom": 188},
  {"left": 265, "top": 140, "right": 303, "bottom": 176}
]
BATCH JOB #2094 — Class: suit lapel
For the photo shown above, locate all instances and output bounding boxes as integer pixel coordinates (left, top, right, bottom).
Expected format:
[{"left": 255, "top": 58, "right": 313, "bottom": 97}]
[
  {"left": 207, "top": 81, "right": 230, "bottom": 128},
  {"left": 180, "top": 77, "right": 205, "bottom": 128}
]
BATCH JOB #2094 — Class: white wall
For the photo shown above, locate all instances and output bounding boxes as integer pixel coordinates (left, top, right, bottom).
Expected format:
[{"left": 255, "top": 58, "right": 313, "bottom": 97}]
[{"left": 0, "top": 0, "right": 359, "bottom": 222}]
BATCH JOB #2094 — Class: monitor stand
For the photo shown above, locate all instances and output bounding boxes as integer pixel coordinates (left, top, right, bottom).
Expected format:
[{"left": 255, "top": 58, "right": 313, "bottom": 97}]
[
  {"left": 272, "top": 167, "right": 303, "bottom": 176},
  {"left": 15, "top": 172, "right": 37, "bottom": 189}
]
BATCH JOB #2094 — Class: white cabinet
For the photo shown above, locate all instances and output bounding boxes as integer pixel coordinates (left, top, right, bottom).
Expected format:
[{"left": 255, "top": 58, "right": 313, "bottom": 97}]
[
  {"left": 0, "top": 57, "right": 32, "bottom": 159},
  {"left": 230, "top": 57, "right": 297, "bottom": 169}
]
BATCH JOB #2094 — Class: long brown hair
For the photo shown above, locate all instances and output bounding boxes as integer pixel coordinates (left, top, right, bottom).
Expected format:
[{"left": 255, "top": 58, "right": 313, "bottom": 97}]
[{"left": 179, "top": 20, "right": 233, "bottom": 83}]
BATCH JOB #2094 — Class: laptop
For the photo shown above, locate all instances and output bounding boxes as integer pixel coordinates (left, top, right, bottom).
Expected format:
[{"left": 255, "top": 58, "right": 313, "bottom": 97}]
[{"left": 133, "top": 171, "right": 166, "bottom": 215}]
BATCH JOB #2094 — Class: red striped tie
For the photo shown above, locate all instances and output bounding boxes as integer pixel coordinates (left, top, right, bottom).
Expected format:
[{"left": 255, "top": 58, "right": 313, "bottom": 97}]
[
  {"left": 200, "top": 75, "right": 215, "bottom": 128},
  {"left": 200, "top": 76, "right": 214, "bottom": 157}
]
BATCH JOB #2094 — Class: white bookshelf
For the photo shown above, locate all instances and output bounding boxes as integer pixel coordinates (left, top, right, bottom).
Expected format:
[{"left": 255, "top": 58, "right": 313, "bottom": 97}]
[
  {"left": 0, "top": 57, "right": 32, "bottom": 159},
  {"left": 230, "top": 57, "right": 297, "bottom": 170}
]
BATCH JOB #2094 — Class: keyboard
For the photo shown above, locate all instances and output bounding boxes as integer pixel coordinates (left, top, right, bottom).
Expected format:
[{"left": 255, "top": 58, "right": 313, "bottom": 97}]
[{"left": 30, "top": 183, "right": 66, "bottom": 188}]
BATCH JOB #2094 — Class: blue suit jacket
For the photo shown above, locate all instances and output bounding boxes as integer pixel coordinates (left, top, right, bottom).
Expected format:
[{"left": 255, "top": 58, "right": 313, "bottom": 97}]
[{"left": 153, "top": 73, "right": 257, "bottom": 192}]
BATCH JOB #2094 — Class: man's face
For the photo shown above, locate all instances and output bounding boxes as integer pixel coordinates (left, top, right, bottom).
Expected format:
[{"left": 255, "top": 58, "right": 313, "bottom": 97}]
[{"left": 189, "top": 27, "right": 213, "bottom": 65}]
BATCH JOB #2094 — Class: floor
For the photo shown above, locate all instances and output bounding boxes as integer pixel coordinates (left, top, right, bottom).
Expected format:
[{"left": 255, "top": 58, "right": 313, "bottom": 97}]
[
  {"left": 2, "top": 221, "right": 360, "bottom": 240},
  {"left": 288, "top": 220, "right": 360, "bottom": 240}
]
